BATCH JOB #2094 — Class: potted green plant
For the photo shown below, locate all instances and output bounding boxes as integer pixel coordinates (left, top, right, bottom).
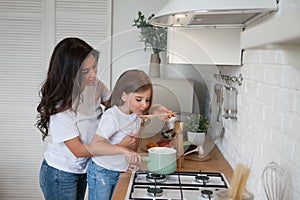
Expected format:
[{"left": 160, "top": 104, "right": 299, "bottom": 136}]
[
  {"left": 185, "top": 114, "right": 209, "bottom": 133},
  {"left": 133, "top": 11, "right": 167, "bottom": 54},
  {"left": 185, "top": 114, "right": 209, "bottom": 156},
  {"left": 133, "top": 11, "right": 167, "bottom": 77}
]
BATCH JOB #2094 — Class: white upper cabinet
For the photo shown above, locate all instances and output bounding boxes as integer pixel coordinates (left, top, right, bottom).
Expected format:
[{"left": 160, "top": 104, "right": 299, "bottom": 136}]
[
  {"left": 167, "top": 28, "right": 242, "bottom": 65},
  {"left": 241, "top": 0, "right": 300, "bottom": 50}
]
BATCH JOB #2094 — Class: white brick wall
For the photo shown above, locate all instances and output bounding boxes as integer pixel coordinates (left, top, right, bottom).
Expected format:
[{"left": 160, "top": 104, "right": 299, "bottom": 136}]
[{"left": 214, "top": 49, "right": 300, "bottom": 199}]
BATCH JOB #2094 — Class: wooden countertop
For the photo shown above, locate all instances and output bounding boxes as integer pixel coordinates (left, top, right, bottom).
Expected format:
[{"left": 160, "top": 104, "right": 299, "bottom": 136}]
[{"left": 112, "top": 145, "right": 233, "bottom": 200}]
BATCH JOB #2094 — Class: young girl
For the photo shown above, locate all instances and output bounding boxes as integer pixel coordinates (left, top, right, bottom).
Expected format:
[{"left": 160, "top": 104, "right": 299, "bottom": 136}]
[{"left": 85, "top": 69, "right": 154, "bottom": 200}]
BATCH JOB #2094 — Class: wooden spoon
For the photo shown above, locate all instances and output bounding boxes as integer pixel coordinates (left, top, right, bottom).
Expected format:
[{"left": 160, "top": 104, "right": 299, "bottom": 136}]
[{"left": 140, "top": 112, "right": 176, "bottom": 119}]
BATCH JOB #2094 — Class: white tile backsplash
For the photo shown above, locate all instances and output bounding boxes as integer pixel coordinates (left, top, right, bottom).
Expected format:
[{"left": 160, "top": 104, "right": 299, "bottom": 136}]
[
  {"left": 292, "top": 143, "right": 300, "bottom": 168},
  {"left": 295, "top": 93, "right": 300, "bottom": 114},
  {"left": 274, "top": 88, "right": 295, "bottom": 112},
  {"left": 282, "top": 110, "right": 300, "bottom": 140},
  {"left": 264, "top": 106, "right": 282, "bottom": 130},
  {"left": 206, "top": 49, "right": 300, "bottom": 199},
  {"left": 261, "top": 50, "right": 278, "bottom": 64},
  {"left": 265, "top": 65, "right": 284, "bottom": 85},
  {"left": 257, "top": 84, "right": 273, "bottom": 104},
  {"left": 282, "top": 66, "right": 300, "bottom": 90},
  {"left": 242, "top": 50, "right": 261, "bottom": 64},
  {"left": 275, "top": 50, "right": 289, "bottom": 65},
  {"left": 251, "top": 65, "right": 266, "bottom": 82},
  {"left": 246, "top": 81, "right": 259, "bottom": 98}
]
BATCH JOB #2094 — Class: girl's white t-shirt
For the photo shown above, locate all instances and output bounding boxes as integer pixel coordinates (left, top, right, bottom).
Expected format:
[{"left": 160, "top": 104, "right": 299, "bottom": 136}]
[
  {"left": 44, "top": 80, "right": 110, "bottom": 174},
  {"left": 92, "top": 105, "right": 141, "bottom": 172}
]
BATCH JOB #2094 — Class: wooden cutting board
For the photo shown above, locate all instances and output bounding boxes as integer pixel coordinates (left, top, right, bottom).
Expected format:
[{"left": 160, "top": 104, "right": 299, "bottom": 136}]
[{"left": 184, "top": 153, "right": 211, "bottom": 162}]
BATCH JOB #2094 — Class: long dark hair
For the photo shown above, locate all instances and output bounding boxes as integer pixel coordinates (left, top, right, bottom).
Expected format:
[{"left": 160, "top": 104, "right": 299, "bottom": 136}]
[
  {"left": 106, "top": 69, "right": 153, "bottom": 114},
  {"left": 36, "top": 37, "right": 99, "bottom": 141}
]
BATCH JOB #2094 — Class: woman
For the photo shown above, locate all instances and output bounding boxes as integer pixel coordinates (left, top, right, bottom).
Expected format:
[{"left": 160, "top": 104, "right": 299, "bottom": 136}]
[
  {"left": 36, "top": 37, "right": 137, "bottom": 200},
  {"left": 36, "top": 37, "right": 173, "bottom": 200}
]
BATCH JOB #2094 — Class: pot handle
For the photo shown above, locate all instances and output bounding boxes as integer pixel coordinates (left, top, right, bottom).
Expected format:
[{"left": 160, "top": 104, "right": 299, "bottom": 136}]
[{"left": 141, "top": 156, "right": 149, "bottom": 162}]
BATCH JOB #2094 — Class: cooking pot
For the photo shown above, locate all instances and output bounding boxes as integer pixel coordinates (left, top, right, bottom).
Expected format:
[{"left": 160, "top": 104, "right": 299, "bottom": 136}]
[{"left": 144, "top": 147, "right": 176, "bottom": 175}]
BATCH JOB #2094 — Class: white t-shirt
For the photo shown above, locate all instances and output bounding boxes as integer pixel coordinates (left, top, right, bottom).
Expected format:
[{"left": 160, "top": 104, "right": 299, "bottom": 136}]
[
  {"left": 92, "top": 105, "right": 142, "bottom": 172},
  {"left": 44, "top": 80, "right": 110, "bottom": 174}
]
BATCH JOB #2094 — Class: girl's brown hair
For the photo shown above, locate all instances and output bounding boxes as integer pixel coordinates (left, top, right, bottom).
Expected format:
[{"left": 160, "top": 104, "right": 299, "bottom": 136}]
[{"left": 106, "top": 69, "right": 153, "bottom": 114}]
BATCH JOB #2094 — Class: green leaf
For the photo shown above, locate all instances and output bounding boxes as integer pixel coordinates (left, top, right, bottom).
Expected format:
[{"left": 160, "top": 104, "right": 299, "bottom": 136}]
[
  {"left": 184, "top": 114, "right": 209, "bottom": 133},
  {"left": 133, "top": 11, "right": 167, "bottom": 53}
]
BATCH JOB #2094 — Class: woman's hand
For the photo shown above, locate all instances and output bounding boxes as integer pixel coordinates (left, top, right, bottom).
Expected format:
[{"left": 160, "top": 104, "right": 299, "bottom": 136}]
[
  {"left": 65, "top": 136, "right": 92, "bottom": 157},
  {"left": 124, "top": 151, "right": 141, "bottom": 164}
]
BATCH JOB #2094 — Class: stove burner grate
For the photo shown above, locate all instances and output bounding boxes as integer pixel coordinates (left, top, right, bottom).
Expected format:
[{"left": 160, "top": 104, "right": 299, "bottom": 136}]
[
  {"left": 146, "top": 173, "right": 167, "bottom": 183},
  {"left": 201, "top": 189, "right": 213, "bottom": 198},
  {"left": 127, "top": 171, "right": 230, "bottom": 199},
  {"left": 147, "top": 187, "right": 163, "bottom": 197},
  {"left": 195, "top": 175, "right": 210, "bottom": 184}
]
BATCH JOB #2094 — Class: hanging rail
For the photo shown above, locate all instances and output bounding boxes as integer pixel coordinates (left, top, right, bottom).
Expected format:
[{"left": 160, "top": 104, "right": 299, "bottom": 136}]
[{"left": 213, "top": 73, "right": 243, "bottom": 86}]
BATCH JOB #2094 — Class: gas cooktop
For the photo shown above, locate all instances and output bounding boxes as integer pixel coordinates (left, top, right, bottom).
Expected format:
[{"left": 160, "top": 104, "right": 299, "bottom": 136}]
[{"left": 125, "top": 171, "right": 230, "bottom": 200}]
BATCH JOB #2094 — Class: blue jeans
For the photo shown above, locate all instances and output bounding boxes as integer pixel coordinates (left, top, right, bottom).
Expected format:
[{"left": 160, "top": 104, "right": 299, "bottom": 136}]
[
  {"left": 39, "top": 159, "right": 87, "bottom": 200},
  {"left": 87, "top": 160, "right": 120, "bottom": 200}
]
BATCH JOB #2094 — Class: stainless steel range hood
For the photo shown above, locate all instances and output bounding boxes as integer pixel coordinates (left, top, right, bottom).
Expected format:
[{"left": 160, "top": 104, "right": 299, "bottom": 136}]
[{"left": 150, "top": 0, "right": 278, "bottom": 28}]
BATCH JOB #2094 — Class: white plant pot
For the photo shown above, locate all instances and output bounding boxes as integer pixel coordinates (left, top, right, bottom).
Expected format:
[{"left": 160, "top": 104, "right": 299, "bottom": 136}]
[
  {"left": 187, "top": 131, "right": 206, "bottom": 155},
  {"left": 187, "top": 131, "right": 206, "bottom": 145}
]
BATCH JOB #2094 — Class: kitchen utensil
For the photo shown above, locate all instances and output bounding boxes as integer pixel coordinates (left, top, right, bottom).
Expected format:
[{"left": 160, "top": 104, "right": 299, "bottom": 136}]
[
  {"left": 229, "top": 164, "right": 251, "bottom": 200},
  {"left": 187, "top": 131, "right": 206, "bottom": 155},
  {"left": 220, "top": 121, "right": 225, "bottom": 137},
  {"left": 140, "top": 112, "right": 176, "bottom": 119},
  {"left": 262, "top": 162, "right": 286, "bottom": 200},
  {"left": 223, "top": 86, "right": 237, "bottom": 119},
  {"left": 213, "top": 83, "right": 226, "bottom": 138},
  {"left": 143, "top": 147, "right": 177, "bottom": 175},
  {"left": 183, "top": 145, "right": 201, "bottom": 156},
  {"left": 214, "top": 84, "right": 223, "bottom": 122},
  {"left": 174, "top": 121, "right": 184, "bottom": 168},
  {"left": 183, "top": 144, "right": 212, "bottom": 161},
  {"left": 161, "top": 128, "right": 174, "bottom": 138}
]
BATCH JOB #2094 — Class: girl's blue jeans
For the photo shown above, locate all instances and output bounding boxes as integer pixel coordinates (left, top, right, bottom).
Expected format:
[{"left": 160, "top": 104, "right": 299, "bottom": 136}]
[
  {"left": 39, "top": 159, "right": 87, "bottom": 200},
  {"left": 87, "top": 160, "right": 120, "bottom": 200}
]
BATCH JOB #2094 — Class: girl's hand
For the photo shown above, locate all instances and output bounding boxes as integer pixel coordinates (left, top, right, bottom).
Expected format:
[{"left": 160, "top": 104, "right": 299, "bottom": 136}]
[
  {"left": 124, "top": 150, "right": 141, "bottom": 164},
  {"left": 149, "top": 104, "right": 176, "bottom": 120},
  {"left": 116, "top": 145, "right": 141, "bottom": 164}
]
